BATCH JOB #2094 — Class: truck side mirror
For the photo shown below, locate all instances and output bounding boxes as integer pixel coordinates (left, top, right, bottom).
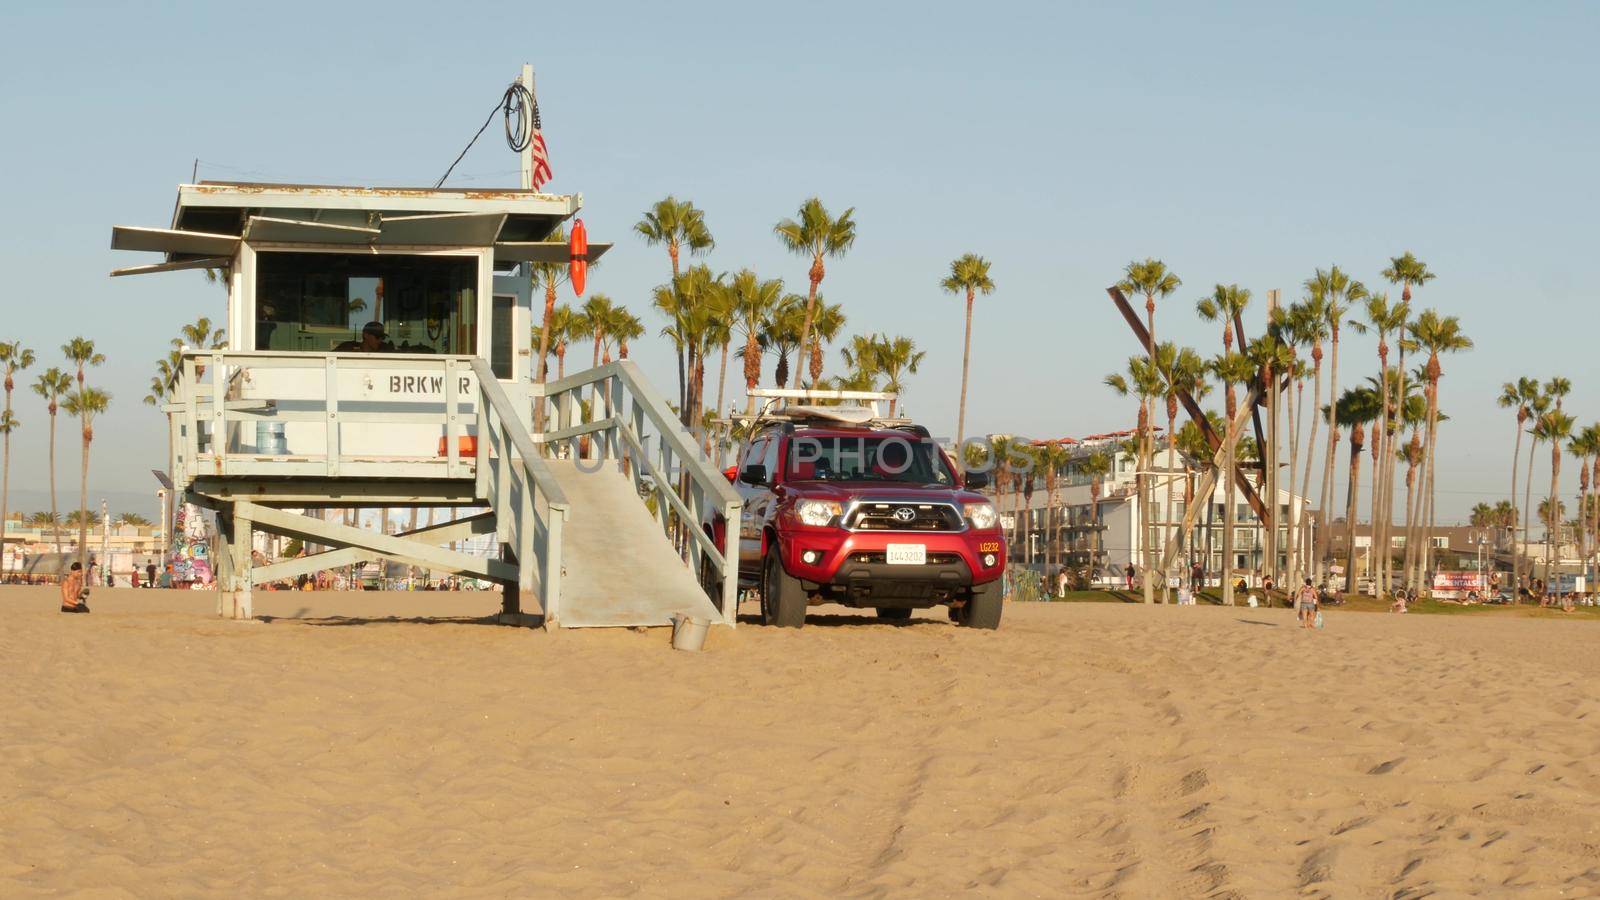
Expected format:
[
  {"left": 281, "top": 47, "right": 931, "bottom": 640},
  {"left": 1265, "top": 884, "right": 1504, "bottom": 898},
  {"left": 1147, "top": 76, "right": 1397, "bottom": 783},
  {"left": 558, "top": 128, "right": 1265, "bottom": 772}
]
[
  {"left": 739, "top": 464, "right": 768, "bottom": 486},
  {"left": 964, "top": 470, "right": 990, "bottom": 489}
]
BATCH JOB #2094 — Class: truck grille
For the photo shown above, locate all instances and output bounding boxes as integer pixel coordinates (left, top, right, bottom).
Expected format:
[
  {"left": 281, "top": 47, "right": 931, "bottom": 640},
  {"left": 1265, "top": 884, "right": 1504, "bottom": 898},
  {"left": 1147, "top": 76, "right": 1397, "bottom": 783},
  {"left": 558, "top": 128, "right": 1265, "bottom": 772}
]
[{"left": 845, "top": 502, "right": 963, "bottom": 532}]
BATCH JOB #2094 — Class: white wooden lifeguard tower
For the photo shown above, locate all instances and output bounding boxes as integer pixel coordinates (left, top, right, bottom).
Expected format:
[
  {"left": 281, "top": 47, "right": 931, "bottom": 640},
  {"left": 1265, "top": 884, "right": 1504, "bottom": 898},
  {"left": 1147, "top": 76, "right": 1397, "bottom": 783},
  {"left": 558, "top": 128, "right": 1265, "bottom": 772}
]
[{"left": 109, "top": 77, "right": 740, "bottom": 628}]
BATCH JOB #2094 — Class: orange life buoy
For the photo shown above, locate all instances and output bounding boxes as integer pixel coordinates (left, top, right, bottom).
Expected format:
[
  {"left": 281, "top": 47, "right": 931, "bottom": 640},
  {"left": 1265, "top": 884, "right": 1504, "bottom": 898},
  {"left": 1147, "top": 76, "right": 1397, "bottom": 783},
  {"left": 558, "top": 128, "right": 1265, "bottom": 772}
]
[{"left": 569, "top": 218, "right": 588, "bottom": 296}]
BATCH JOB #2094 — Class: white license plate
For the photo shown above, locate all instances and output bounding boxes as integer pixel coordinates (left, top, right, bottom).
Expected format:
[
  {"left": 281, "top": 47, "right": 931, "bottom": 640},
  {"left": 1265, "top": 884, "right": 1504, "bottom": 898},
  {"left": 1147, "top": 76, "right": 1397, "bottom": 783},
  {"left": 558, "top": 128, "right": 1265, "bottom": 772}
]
[{"left": 886, "top": 544, "right": 926, "bottom": 565}]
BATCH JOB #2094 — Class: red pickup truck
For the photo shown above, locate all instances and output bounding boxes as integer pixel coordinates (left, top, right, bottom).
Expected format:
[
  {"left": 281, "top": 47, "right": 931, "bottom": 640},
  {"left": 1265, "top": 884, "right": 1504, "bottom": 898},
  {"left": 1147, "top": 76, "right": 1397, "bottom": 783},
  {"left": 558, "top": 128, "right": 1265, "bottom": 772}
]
[{"left": 715, "top": 421, "right": 1006, "bottom": 629}]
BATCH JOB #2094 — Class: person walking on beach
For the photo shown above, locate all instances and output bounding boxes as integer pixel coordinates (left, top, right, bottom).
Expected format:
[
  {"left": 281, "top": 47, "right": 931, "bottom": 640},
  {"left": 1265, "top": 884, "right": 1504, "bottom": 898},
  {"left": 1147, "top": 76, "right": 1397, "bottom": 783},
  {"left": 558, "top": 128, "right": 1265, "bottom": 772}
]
[
  {"left": 60, "top": 562, "right": 88, "bottom": 613},
  {"left": 1295, "top": 578, "right": 1319, "bottom": 628}
]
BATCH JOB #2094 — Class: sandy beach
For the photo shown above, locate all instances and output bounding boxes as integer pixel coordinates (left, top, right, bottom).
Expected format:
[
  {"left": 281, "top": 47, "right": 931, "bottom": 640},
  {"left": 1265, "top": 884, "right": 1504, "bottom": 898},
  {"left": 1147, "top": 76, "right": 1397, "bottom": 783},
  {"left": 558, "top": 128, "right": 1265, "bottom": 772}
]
[{"left": 2, "top": 588, "right": 1597, "bottom": 897}]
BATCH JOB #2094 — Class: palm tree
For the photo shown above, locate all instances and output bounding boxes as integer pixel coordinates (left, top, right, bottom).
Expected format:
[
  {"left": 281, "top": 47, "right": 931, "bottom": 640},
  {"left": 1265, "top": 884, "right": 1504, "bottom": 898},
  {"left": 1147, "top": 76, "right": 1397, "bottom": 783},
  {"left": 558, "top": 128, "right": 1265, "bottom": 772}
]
[
  {"left": 762, "top": 296, "right": 807, "bottom": 390},
  {"left": 1247, "top": 329, "right": 1295, "bottom": 584},
  {"left": 1334, "top": 385, "right": 1382, "bottom": 592},
  {"left": 1565, "top": 424, "right": 1599, "bottom": 583},
  {"left": 727, "top": 270, "right": 784, "bottom": 415},
  {"left": 173, "top": 316, "right": 227, "bottom": 352},
  {"left": 1520, "top": 387, "right": 1552, "bottom": 591},
  {"left": 635, "top": 196, "right": 715, "bottom": 279},
  {"left": 1036, "top": 441, "right": 1072, "bottom": 578},
  {"left": 1081, "top": 451, "right": 1113, "bottom": 581},
  {"left": 871, "top": 335, "right": 924, "bottom": 417},
  {"left": 1288, "top": 293, "right": 1329, "bottom": 579},
  {"left": 579, "top": 294, "right": 617, "bottom": 369},
  {"left": 1106, "top": 355, "right": 1163, "bottom": 603},
  {"left": 1391, "top": 379, "right": 1428, "bottom": 586},
  {"left": 1153, "top": 344, "right": 1207, "bottom": 583},
  {"left": 774, "top": 198, "right": 856, "bottom": 387},
  {"left": 62, "top": 337, "right": 105, "bottom": 392},
  {"left": 62, "top": 386, "right": 110, "bottom": 569},
  {"left": 29, "top": 368, "right": 72, "bottom": 559},
  {"left": 1305, "top": 267, "right": 1368, "bottom": 580},
  {"left": 807, "top": 301, "right": 847, "bottom": 386},
  {"left": 1210, "top": 351, "right": 1257, "bottom": 604},
  {"left": 940, "top": 253, "right": 996, "bottom": 447},
  {"left": 1532, "top": 410, "right": 1574, "bottom": 588},
  {"left": 1408, "top": 310, "right": 1472, "bottom": 586},
  {"left": 637, "top": 197, "right": 715, "bottom": 409},
  {"left": 1362, "top": 292, "right": 1410, "bottom": 595},
  {"left": 113, "top": 511, "right": 153, "bottom": 528},
  {"left": 652, "top": 264, "right": 725, "bottom": 433},
  {"left": 0, "top": 341, "right": 35, "bottom": 579},
  {"left": 610, "top": 310, "right": 644, "bottom": 360},
  {"left": 542, "top": 304, "right": 578, "bottom": 379},
  {"left": 526, "top": 227, "right": 596, "bottom": 390},
  {"left": 838, "top": 335, "right": 884, "bottom": 394},
  {"left": 1497, "top": 377, "right": 1541, "bottom": 596}
]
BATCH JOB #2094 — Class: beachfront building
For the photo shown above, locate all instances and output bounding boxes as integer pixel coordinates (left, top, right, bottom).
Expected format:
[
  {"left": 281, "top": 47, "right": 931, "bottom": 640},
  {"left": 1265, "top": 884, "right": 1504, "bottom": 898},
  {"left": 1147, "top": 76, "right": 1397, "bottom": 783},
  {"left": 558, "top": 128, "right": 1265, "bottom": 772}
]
[{"left": 985, "top": 432, "right": 1315, "bottom": 587}]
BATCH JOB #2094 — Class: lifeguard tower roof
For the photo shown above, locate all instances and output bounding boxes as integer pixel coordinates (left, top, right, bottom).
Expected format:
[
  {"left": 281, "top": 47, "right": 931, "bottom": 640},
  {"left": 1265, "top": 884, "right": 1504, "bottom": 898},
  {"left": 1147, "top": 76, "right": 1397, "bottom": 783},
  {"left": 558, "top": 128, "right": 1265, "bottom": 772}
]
[{"left": 113, "top": 180, "right": 607, "bottom": 275}]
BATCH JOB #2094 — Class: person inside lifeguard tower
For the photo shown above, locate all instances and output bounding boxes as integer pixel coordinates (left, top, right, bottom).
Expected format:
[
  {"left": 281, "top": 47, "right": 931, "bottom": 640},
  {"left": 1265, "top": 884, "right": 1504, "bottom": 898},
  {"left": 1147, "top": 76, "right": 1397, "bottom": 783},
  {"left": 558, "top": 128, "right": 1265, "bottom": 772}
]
[{"left": 336, "top": 321, "right": 397, "bottom": 353}]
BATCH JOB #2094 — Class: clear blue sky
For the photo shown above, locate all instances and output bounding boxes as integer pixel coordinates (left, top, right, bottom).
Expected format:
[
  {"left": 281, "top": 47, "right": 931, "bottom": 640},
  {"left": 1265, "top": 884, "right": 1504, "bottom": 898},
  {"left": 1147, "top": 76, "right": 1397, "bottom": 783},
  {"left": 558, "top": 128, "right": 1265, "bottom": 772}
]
[{"left": 1, "top": 1, "right": 1596, "bottom": 523}]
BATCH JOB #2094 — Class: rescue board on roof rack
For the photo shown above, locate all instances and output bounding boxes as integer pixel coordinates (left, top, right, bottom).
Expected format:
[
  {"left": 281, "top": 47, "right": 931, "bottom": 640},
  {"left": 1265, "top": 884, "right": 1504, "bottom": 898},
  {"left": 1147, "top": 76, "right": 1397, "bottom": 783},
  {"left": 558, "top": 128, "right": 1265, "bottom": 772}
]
[
  {"left": 740, "top": 387, "right": 900, "bottom": 423},
  {"left": 779, "top": 404, "right": 877, "bottom": 425}
]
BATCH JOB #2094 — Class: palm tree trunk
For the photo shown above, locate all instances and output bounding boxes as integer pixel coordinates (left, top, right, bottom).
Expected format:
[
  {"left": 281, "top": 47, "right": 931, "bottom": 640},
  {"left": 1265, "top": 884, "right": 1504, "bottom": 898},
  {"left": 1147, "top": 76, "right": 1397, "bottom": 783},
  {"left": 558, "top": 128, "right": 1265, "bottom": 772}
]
[
  {"left": 1222, "top": 384, "right": 1237, "bottom": 605},
  {"left": 1547, "top": 444, "right": 1561, "bottom": 590},
  {"left": 1508, "top": 417, "right": 1524, "bottom": 600},
  {"left": 1343, "top": 425, "right": 1364, "bottom": 594},
  {"left": 1301, "top": 350, "right": 1323, "bottom": 582},
  {"left": 1, "top": 419, "right": 9, "bottom": 580},
  {"left": 77, "top": 423, "right": 90, "bottom": 570},
  {"left": 49, "top": 409, "right": 62, "bottom": 559},
  {"left": 1140, "top": 402, "right": 1154, "bottom": 605},
  {"left": 1285, "top": 376, "right": 1301, "bottom": 582},
  {"left": 1163, "top": 405, "right": 1178, "bottom": 602},
  {"left": 956, "top": 288, "right": 975, "bottom": 448},
  {"left": 797, "top": 265, "right": 821, "bottom": 390},
  {"left": 1318, "top": 330, "right": 1342, "bottom": 584},
  {"left": 1403, "top": 462, "right": 1416, "bottom": 587},
  {"left": 1523, "top": 438, "right": 1539, "bottom": 595},
  {"left": 1265, "top": 364, "right": 1278, "bottom": 589},
  {"left": 1418, "top": 374, "right": 1441, "bottom": 589},
  {"left": 715, "top": 340, "right": 730, "bottom": 426}
]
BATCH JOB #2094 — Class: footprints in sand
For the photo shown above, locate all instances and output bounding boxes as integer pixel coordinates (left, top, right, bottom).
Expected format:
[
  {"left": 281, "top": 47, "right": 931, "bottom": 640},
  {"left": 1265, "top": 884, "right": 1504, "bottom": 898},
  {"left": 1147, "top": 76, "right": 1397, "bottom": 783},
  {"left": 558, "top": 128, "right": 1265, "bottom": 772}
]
[{"left": 1367, "top": 757, "right": 1404, "bottom": 775}]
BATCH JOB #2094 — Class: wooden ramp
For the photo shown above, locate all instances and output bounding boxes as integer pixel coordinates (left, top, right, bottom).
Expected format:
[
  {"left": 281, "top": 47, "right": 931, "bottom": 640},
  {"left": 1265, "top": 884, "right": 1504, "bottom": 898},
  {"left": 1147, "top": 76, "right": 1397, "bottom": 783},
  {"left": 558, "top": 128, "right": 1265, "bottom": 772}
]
[{"left": 544, "top": 459, "right": 720, "bottom": 628}]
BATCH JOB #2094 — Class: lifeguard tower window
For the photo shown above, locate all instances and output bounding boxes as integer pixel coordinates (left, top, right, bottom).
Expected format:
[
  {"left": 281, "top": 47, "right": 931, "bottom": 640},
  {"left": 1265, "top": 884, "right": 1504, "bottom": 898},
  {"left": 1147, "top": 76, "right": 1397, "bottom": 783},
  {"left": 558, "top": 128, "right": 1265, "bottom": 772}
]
[
  {"left": 490, "top": 294, "right": 514, "bottom": 379},
  {"left": 255, "top": 251, "right": 478, "bottom": 354}
]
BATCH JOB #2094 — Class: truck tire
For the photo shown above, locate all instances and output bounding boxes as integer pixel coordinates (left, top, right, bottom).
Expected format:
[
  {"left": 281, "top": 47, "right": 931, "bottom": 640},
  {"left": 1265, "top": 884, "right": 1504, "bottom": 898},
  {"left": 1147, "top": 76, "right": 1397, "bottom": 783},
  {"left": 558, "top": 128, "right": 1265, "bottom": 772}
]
[
  {"left": 875, "top": 607, "right": 913, "bottom": 622},
  {"left": 956, "top": 580, "right": 1003, "bottom": 630},
  {"left": 762, "top": 549, "right": 807, "bottom": 628}
]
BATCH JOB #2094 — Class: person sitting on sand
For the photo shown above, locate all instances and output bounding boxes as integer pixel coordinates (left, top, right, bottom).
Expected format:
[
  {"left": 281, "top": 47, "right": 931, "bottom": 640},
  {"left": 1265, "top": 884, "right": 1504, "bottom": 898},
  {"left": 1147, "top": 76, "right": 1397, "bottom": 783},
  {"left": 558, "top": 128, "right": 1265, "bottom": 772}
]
[
  {"left": 60, "top": 562, "right": 88, "bottom": 614},
  {"left": 1295, "top": 578, "right": 1319, "bottom": 629}
]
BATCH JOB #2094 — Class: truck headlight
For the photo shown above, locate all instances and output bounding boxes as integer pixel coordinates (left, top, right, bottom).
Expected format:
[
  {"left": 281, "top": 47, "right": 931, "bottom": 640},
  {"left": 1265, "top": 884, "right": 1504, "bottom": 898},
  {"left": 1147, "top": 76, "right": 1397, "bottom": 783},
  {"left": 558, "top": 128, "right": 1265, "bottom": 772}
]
[
  {"left": 964, "top": 502, "right": 998, "bottom": 529},
  {"left": 795, "top": 500, "right": 842, "bottom": 527}
]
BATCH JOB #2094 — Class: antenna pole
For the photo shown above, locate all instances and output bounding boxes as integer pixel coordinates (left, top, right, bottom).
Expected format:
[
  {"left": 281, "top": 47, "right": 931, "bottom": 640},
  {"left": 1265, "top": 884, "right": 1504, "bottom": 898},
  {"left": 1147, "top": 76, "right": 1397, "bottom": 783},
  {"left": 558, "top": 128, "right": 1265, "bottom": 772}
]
[{"left": 519, "top": 63, "right": 534, "bottom": 190}]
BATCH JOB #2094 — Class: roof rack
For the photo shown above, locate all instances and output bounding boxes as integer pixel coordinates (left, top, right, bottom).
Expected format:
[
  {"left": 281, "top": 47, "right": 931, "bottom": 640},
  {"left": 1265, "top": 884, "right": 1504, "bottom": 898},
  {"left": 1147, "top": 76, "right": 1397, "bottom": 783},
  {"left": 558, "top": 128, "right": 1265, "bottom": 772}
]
[{"left": 723, "top": 388, "right": 911, "bottom": 430}]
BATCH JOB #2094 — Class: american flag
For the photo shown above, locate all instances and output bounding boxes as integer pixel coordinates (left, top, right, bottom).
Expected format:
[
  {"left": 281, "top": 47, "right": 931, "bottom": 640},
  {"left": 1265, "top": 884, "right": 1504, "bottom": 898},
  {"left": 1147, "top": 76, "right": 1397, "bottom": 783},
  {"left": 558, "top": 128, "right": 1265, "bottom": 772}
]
[{"left": 528, "top": 93, "right": 552, "bottom": 190}]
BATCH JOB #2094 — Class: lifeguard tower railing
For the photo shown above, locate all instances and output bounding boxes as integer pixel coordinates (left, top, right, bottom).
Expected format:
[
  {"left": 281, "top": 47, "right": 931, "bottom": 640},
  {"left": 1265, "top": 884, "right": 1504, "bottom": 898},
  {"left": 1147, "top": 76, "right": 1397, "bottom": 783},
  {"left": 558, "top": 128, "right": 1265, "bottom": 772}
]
[
  {"left": 532, "top": 359, "right": 741, "bottom": 620},
  {"left": 164, "top": 350, "right": 740, "bottom": 627}
]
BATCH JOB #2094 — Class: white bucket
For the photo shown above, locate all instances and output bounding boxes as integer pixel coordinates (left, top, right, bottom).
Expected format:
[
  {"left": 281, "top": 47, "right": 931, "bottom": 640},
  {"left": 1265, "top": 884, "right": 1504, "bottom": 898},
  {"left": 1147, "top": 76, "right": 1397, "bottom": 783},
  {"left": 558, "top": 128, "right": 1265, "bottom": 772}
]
[{"left": 671, "top": 614, "right": 709, "bottom": 651}]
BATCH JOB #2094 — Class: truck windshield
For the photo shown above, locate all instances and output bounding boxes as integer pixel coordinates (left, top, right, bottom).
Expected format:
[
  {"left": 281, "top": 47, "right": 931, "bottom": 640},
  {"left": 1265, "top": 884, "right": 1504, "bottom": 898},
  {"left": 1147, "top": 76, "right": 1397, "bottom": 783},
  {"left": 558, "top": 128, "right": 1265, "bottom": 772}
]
[{"left": 785, "top": 435, "right": 956, "bottom": 485}]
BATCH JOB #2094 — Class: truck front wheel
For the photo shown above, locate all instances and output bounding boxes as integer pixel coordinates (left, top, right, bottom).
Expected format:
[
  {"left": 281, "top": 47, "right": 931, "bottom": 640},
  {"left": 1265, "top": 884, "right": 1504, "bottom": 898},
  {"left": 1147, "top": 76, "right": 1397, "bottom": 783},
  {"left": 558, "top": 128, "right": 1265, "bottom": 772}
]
[
  {"left": 762, "top": 549, "right": 807, "bottom": 628},
  {"left": 955, "top": 580, "right": 1003, "bottom": 630}
]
